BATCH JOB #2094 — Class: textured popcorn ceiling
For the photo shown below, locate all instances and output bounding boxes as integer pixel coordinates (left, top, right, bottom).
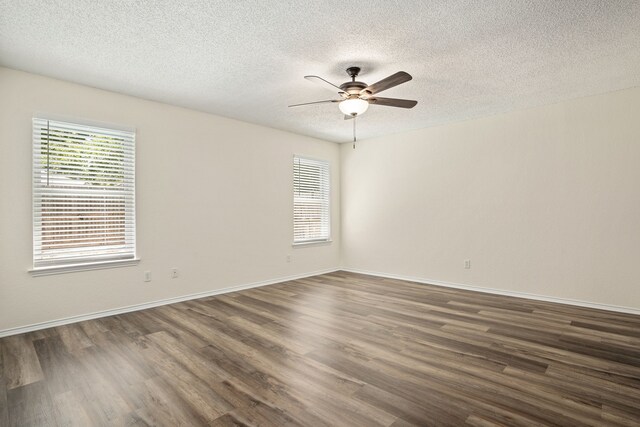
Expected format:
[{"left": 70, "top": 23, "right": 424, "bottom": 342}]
[{"left": 1, "top": 1, "right": 639, "bottom": 143}]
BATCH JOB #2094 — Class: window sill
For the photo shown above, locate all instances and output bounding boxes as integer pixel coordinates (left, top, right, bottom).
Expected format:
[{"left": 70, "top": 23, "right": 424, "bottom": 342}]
[
  {"left": 29, "top": 258, "right": 140, "bottom": 277},
  {"left": 292, "top": 239, "right": 333, "bottom": 247}
]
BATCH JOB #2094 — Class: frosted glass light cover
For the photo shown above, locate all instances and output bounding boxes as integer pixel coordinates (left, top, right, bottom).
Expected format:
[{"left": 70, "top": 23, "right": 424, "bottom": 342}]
[{"left": 339, "top": 98, "right": 369, "bottom": 116}]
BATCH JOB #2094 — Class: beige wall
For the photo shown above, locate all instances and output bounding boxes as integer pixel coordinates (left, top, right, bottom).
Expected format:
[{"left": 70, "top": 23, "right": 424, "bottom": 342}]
[
  {"left": 2, "top": 66, "right": 638, "bottom": 333},
  {"left": 0, "top": 67, "right": 340, "bottom": 332},
  {"left": 341, "top": 87, "right": 640, "bottom": 310}
]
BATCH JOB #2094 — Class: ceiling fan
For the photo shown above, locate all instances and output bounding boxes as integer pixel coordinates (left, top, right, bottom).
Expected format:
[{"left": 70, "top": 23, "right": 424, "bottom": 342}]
[
  {"left": 289, "top": 66, "right": 417, "bottom": 146},
  {"left": 289, "top": 66, "right": 417, "bottom": 116}
]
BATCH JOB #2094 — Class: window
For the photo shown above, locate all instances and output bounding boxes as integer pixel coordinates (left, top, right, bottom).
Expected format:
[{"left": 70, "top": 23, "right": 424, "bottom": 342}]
[
  {"left": 32, "top": 118, "right": 136, "bottom": 272},
  {"left": 293, "top": 156, "right": 330, "bottom": 244}
]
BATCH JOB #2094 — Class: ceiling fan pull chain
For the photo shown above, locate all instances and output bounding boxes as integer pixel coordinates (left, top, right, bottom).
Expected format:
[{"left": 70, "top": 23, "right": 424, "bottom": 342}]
[{"left": 353, "top": 114, "right": 357, "bottom": 149}]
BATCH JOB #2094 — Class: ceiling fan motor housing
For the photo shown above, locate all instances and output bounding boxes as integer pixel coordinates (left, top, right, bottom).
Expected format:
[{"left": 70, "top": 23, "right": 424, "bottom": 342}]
[{"left": 340, "top": 81, "right": 368, "bottom": 95}]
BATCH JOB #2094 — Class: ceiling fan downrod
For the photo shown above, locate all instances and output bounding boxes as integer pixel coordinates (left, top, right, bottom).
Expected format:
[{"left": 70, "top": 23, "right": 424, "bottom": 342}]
[{"left": 346, "top": 66, "right": 361, "bottom": 82}]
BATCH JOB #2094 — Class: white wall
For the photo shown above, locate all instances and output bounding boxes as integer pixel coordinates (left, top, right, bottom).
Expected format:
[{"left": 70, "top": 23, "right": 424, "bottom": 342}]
[
  {"left": 0, "top": 67, "right": 340, "bottom": 332},
  {"left": 341, "top": 87, "right": 640, "bottom": 310}
]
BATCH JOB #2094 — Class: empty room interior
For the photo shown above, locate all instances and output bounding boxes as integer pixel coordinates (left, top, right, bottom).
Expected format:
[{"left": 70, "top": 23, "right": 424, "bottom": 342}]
[{"left": 1, "top": 1, "right": 640, "bottom": 426}]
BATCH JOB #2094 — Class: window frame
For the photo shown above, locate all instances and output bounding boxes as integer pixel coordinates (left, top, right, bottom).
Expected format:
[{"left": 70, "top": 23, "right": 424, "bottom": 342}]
[
  {"left": 292, "top": 155, "right": 331, "bottom": 245},
  {"left": 30, "top": 117, "right": 138, "bottom": 276}
]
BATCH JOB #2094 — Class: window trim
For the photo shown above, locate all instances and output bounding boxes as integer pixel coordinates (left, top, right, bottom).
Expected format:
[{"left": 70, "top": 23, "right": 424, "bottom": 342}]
[
  {"left": 29, "top": 258, "right": 140, "bottom": 277},
  {"left": 31, "top": 116, "right": 137, "bottom": 275},
  {"left": 293, "top": 155, "right": 331, "bottom": 245},
  {"left": 291, "top": 239, "right": 333, "bottom": 248}
]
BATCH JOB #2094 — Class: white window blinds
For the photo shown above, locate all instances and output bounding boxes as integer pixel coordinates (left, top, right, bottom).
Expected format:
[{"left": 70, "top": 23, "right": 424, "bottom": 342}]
[
  {"left": 293, "top": 156, "right": 330, "bottom": 243},
  {"left": 32, "top": 118, "right": 136, "bottom": 269}
]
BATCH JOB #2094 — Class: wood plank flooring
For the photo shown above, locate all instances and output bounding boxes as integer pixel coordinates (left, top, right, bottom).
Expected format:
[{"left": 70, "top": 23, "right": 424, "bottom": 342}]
[{"left": 1, "top": 271, "right": 640, "bottom": 426}]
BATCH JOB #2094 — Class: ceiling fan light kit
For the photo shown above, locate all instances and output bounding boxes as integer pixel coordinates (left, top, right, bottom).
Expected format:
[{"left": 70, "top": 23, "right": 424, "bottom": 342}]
[
  {"left": 289, "top": 66, "right": 417, "bottom": 147},
  {"left": 339, "top": 98, "right": 369, "bottom": 116}
]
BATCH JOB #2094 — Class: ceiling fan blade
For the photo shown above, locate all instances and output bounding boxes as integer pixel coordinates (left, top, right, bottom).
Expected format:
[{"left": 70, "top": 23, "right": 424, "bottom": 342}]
[
  {"left": 304, "top": 75, "right": 345, "bottom": 93},
  {"left": 361, "top": 71, "right": 412, "bottom": 95},
  {"left": 368, "top": 97, "right": 417, "bottom": 108},
  {"left": 288, "top": 99, "right": 341, "bottom": 107}
]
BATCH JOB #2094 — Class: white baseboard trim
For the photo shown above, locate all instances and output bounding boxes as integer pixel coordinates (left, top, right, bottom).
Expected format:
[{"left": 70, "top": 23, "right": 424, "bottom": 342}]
[
  {"left": 341, "top": 268, "right": 640, "bottom": 316},
  {"left": 0, "top": 268, "right": 339, "bottom": 338}
]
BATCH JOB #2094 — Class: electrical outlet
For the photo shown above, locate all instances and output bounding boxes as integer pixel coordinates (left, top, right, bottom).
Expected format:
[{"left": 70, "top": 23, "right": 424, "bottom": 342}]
[
  {"left": 171, "top": 268, "right": 179, "bottom": 279},
  {"left": 464, "top": 259, "right": 471, "bottom": 269},
  {"left": 144, "top": 271, "right": 152, "bottom": 282},
  {"left": 286, "top": 255, "right": 291, "bottom": 263}
]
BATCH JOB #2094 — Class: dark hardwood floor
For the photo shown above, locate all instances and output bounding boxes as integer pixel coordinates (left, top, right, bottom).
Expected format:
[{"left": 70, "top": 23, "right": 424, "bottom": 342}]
[{"left": 1, "top": 271, "right": 640, "bottom": 426}]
